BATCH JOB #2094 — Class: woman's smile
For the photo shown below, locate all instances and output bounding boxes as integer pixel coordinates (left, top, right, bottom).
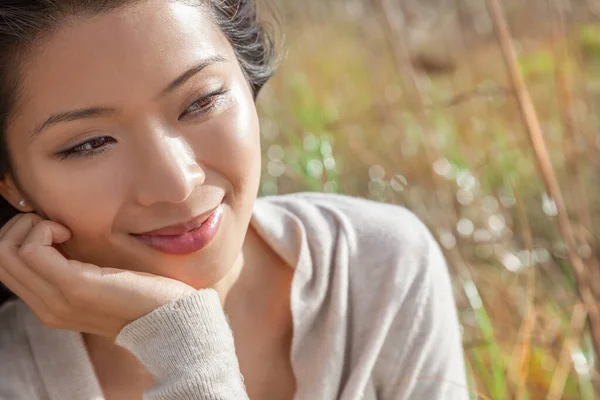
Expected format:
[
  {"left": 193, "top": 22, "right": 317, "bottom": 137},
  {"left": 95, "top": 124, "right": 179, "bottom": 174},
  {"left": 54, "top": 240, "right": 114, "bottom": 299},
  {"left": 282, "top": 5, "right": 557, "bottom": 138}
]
[{"left": 132, "top": 202, "right": 224, "bottom": 255}]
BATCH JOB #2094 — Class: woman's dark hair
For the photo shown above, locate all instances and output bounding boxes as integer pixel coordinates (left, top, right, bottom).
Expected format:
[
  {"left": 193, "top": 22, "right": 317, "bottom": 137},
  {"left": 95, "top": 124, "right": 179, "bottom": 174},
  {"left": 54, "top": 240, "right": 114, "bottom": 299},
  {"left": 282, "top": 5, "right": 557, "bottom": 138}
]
[{"left": 0, "top": 0, "right": 279, "bottom": 305}]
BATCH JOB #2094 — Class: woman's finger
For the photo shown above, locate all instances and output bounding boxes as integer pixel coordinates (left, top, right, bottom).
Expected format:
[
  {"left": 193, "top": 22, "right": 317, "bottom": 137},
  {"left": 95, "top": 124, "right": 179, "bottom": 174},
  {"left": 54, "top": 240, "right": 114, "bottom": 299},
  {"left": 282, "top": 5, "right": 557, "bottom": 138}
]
[
  {"left": 0, "top": 244, "right": 64, "bottom": 306},
  {"left": 0, "top": 261, "right": 113, "bottom": 332},
  {"left": 18, "top": 220, "right": 85, "bottom": 296},
  {"left": 3, "top": 220, "right": 118, "bottom": 330},
  {"left": 2, "top": 213, "right": 44, "bottom": 248},
  {"left": 0, "top": 213, "right": 24, "bottom": 239},
  {"left": 19, "top": 220, "right": 73, "bottom": 276},
  {"left": 20, "top": 219, "right": 71, "bottom": 248},
  {"left": 0, "top": 218, "right": 132, "bottom": 335},
  {"left": 0, "top": 217, "right": 73, "bottom": 319},
  {"left": 0, "top": 259, "right": 55, "bottom": 323}
]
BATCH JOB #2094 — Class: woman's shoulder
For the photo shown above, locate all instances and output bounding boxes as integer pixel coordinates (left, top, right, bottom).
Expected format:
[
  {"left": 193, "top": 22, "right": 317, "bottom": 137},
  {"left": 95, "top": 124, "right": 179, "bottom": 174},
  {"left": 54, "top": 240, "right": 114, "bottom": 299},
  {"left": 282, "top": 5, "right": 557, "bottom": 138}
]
[
  {"left": 256, "top": 194, "right": 466, "bottom": 398},
  {"left": 257, "top": 192, "right": 433, "bottom": 253},
  {"left": 255, "top": 192, "right": 440, "bottom": 283}
]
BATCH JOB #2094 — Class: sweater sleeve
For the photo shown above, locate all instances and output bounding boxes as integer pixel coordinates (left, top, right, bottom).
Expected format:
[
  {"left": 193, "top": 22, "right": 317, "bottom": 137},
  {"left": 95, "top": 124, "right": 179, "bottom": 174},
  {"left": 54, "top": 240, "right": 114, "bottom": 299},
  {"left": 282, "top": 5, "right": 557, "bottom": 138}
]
[
  {"left": 115, "top": 289, "right": 248, "bottom": 400},
  {"left": 379, "top": 227, "right": 469, "bottom": 400}
]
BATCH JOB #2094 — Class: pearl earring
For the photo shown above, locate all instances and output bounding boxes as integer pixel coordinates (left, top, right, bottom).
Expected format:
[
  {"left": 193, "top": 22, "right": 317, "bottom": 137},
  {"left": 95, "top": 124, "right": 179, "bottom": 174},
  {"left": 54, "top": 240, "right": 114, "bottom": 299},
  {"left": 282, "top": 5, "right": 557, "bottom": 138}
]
[{"left": 18, "top": 199, "right": 26, "bottom": 207}]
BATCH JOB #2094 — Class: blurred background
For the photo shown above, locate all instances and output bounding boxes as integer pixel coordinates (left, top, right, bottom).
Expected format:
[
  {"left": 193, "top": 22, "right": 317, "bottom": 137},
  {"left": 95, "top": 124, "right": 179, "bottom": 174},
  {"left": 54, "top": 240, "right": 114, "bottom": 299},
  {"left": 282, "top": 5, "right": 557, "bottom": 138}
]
[{"left": 254, "top": 0, "right": 600, "bottom": 399}]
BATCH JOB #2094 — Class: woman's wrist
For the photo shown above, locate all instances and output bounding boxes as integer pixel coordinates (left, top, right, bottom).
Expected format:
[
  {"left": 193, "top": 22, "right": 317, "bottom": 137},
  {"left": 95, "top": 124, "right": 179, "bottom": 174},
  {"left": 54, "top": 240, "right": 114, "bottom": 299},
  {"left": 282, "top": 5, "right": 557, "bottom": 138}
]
[{"left": 116, "top": 289, "right": 237, "bottom": 377}]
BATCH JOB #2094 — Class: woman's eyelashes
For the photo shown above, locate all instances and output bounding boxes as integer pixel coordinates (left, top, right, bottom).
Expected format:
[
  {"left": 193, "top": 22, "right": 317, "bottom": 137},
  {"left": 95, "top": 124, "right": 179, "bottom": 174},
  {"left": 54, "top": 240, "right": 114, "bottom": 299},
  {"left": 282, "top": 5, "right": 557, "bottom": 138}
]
[
  {"left": 57, "top": 89, "right": 231, "bottom": 160},
  {"left": 179, "top": 88, "right": 230, "bottom": 120},
  {"left": 58, "top": 137, "right": 115, "bottom": 160}
]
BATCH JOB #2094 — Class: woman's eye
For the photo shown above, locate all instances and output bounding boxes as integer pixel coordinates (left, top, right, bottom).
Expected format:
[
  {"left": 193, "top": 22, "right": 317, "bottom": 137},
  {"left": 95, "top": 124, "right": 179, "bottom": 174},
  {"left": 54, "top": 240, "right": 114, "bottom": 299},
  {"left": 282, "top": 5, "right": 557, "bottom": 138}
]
[
  {"left": 187, "top": 97, "right": 214, "bottom": 113},
  {"left": 180, "top": 90, "right": 227, "bottom": 119},
  {"left": 59, "top": 137, "right": 115, "bottom": 160}
]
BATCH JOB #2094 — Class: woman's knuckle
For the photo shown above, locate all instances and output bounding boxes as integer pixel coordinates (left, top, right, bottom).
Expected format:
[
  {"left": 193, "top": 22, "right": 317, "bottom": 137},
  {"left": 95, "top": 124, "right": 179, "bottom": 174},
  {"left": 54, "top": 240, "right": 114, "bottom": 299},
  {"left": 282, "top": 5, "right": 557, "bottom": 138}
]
[
  {"left": 23, "top": 213, "right": 42, "bottom": 224},
  {"left": 34, "top": 220, "right": 51, "bottom": 229},
  {"left": 17, "top": 243, "right": 36, "bottom": 259}
]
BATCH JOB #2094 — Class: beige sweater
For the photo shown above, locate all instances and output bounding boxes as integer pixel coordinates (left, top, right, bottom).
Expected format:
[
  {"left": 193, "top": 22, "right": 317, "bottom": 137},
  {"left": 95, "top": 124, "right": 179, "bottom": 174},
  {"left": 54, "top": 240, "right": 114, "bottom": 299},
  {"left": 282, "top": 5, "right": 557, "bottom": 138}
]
[{"left": 0, "top": 193, "right": 468, "bottom": 399}]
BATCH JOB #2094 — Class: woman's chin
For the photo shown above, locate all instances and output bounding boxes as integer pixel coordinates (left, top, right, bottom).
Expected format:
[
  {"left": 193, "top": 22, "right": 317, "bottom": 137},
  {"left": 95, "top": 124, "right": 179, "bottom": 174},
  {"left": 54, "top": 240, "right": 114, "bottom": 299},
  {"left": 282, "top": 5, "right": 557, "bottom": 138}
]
[{"left": 110, "top": 234, "right": 239, "bottom": 288}]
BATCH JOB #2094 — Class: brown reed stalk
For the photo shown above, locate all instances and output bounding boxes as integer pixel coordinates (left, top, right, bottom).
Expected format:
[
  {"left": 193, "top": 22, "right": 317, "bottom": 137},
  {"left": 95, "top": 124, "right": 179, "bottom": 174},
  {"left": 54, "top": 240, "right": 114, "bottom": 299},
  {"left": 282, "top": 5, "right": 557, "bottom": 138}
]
[
  {"left": 486, "top": 0, "right": 600, "bottom": 366},
  {"left": 448, "top": 12, "right": 529, "bottom": 394},
  {"left": 548, "top": 0, "right": 600, "bottom": 299},
  {"left": 548, "top": 0, "right": 600, "bottom": 391},
  {"left": 546, "top": 304, "right": 588, "bottom": 400},
  {"left": 511, "top": 183, "right": 537, "bottom": 398},
  {"left": 549, "top": 0, "right": 591, "bottom": 224}
]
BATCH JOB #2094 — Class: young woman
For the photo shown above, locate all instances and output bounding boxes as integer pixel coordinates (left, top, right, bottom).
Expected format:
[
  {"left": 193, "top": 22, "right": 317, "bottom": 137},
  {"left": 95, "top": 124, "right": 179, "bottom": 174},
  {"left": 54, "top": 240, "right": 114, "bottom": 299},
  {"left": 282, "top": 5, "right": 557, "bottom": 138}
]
[{"left": 0, "top": 1, "right": 468, "bottom": 399}]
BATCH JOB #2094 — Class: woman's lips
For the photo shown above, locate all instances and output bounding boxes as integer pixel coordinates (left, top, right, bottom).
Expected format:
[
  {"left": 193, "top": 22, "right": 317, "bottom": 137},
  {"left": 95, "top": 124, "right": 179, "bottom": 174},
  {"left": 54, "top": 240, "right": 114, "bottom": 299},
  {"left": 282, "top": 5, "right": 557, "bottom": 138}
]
[{"left": 132, "top": 204, "right": 224, "bottom": 255}]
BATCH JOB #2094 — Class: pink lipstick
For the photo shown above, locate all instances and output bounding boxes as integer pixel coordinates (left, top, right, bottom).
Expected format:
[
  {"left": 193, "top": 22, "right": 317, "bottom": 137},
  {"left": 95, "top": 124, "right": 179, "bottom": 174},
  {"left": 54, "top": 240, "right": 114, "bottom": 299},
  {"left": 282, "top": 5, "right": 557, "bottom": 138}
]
[{"left": 132, "top": 204, "right": 223, "bottom": 255}]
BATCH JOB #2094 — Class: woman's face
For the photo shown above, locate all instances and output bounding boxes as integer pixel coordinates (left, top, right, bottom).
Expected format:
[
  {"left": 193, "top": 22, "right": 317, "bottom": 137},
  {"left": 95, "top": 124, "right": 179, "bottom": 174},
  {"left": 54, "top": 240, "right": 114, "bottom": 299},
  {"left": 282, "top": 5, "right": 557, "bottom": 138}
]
[{"left": 1, "top": 0, "right": 262, "bottom": 288}]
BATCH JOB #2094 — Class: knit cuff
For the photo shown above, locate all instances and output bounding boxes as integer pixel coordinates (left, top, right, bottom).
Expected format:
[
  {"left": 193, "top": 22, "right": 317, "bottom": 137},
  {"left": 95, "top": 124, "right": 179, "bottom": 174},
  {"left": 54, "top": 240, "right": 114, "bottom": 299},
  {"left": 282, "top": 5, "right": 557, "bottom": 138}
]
[{"left": 115, "top": 289, "right": 247, "bottom": 398}]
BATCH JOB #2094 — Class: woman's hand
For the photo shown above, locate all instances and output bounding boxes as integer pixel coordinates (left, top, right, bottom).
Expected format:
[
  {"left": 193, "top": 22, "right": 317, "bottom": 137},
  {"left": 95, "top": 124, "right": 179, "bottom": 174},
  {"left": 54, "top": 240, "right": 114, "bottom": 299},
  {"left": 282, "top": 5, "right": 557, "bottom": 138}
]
[{"left": 0, "top": 213, "right": 197, "bottom": 337}]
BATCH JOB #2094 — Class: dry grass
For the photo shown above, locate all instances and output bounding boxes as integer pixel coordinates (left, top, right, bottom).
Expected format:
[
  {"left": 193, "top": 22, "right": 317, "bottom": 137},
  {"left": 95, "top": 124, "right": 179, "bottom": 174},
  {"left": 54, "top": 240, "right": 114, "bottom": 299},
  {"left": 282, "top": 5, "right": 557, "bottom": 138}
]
[{"left": 256, "top": 0, "right": 600, "bottom": 398}]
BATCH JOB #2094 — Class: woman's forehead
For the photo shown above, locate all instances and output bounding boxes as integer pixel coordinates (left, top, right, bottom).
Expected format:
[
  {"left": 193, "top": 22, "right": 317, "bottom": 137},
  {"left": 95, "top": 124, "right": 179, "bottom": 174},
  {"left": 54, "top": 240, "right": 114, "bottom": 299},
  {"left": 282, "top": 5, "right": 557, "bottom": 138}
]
[{"left": 14, "top": 0, "right": 231, "bottom": 127}]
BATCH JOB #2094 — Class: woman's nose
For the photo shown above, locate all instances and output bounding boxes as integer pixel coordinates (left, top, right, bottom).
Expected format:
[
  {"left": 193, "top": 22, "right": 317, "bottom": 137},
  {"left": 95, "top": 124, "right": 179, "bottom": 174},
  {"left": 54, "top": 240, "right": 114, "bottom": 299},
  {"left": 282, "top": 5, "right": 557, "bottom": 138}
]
[{"left": 133, "top": 134, "right": 205, "bottom": 207}]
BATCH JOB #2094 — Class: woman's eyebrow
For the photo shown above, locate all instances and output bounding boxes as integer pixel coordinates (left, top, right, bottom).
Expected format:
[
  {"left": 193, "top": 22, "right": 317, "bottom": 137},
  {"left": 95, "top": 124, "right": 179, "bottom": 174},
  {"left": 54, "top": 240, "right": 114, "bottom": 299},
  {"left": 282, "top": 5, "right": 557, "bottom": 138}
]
[
  {"left": 30, "top": 55, "right": 228, "bottom": 139},
  {"left": 31, "top": 107, "right": 117, "bottom": 138},
  {"left": 160, "top": 55, "right": 227, "bottom": 97}
]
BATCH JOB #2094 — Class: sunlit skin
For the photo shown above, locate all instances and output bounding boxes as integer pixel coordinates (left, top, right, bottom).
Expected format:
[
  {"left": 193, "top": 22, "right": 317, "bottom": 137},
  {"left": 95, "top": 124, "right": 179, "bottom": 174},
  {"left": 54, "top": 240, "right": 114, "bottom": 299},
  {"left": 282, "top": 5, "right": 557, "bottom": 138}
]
[{"left": 0, "top": 1, "right": 295, "bottom": 398}]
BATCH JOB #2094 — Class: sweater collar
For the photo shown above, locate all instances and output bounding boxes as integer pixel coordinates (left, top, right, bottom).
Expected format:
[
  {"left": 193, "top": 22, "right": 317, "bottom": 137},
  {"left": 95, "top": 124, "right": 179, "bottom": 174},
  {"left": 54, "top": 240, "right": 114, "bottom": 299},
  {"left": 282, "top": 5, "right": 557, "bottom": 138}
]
[{"left": 251, "top": 196, "right": 307, "bottom": 272}]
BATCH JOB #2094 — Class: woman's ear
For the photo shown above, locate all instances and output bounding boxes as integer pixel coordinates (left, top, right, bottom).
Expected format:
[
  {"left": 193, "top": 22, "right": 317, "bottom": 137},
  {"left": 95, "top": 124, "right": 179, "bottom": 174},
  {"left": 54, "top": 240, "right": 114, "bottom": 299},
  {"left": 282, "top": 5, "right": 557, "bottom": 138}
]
[{"left": 0, "top": 174, "right": 32, "bottom": 212}]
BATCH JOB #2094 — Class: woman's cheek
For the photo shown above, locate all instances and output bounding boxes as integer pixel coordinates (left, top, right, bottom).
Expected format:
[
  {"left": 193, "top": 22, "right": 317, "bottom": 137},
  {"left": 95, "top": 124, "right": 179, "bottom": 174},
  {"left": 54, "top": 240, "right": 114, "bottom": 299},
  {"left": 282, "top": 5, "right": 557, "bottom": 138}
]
[
  {"left": 29, "top": 163, "right": 123, "bottom": 239},
  {"left": 191, "top": 96, "right": 261, "bottom": 195}
]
